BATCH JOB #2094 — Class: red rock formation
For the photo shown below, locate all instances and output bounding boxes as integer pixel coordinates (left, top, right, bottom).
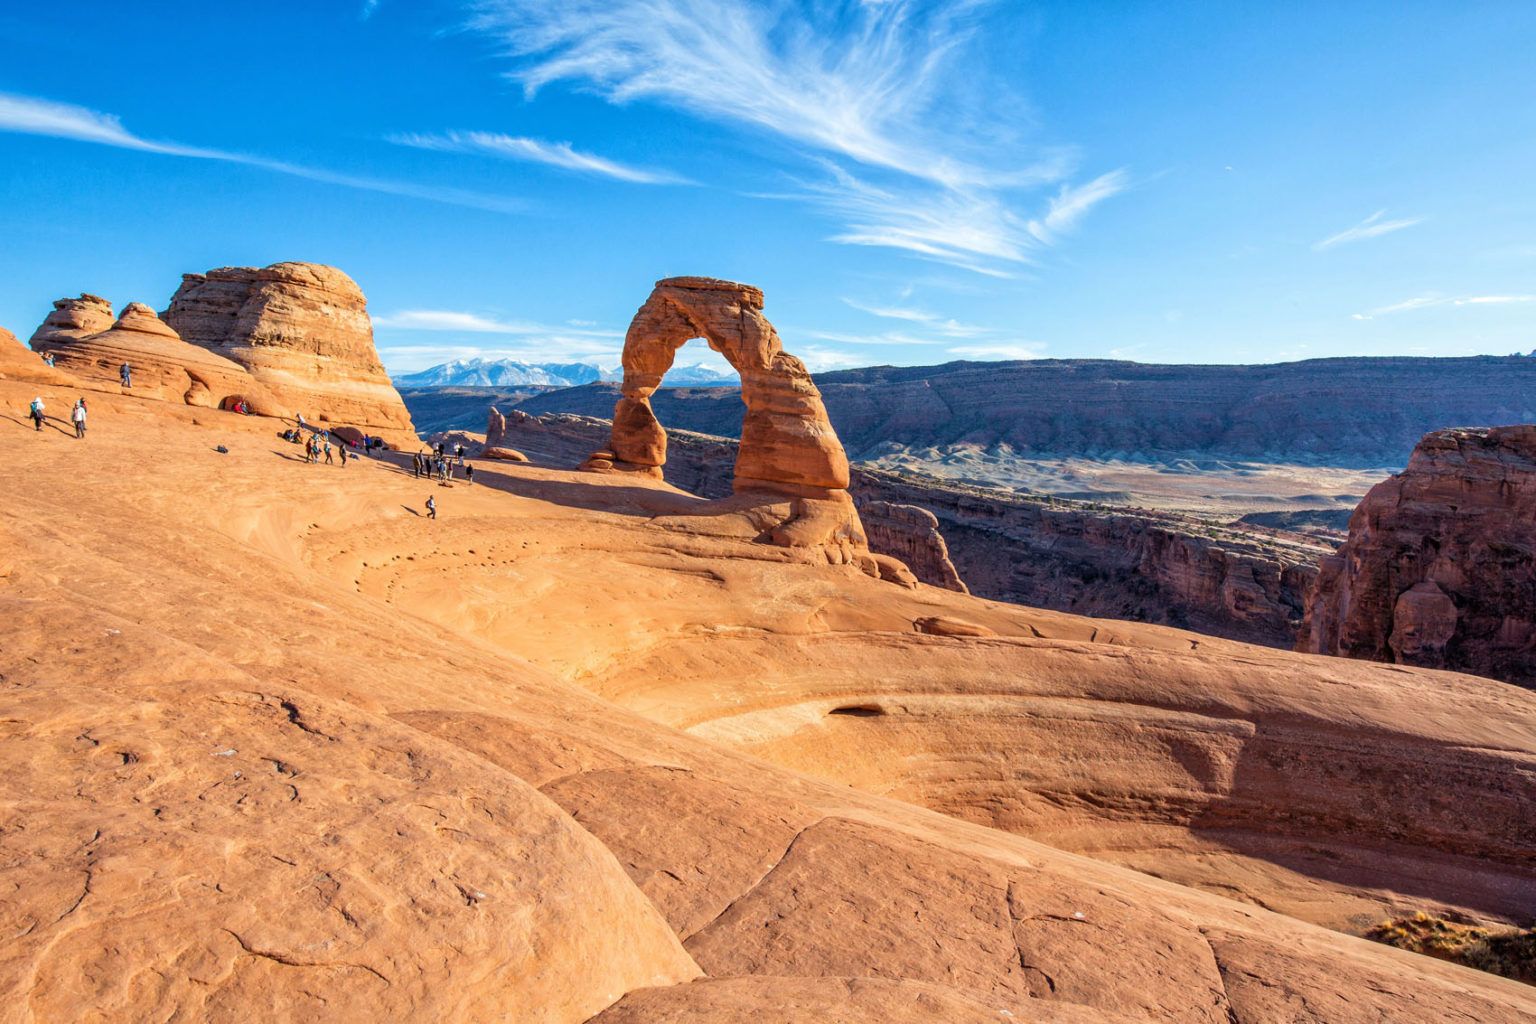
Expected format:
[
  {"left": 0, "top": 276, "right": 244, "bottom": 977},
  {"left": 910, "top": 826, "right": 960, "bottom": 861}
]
[
  {"left": 604, "top": 277, "right": 848, "bottom": 496},
  {"left": 30, "top": 302, "right": 276, "bottom": 411},
  {"left": 1297, "top": 425, "right": 1536, "bottom": 686},
  {"left": 28, "top": 293, "right": 114, "bottom": 343},
  {"left": 596, "top": 278, "right": 893, "bottom": 578},
  {"left": 858, "top": 501, "right": 968, "bottom": 593},
  {"left": 0, "top": 327, "right": 77, "bottom": 386},
  {"left": 164, "top": 262, "right": 415, "bottom": 441}
]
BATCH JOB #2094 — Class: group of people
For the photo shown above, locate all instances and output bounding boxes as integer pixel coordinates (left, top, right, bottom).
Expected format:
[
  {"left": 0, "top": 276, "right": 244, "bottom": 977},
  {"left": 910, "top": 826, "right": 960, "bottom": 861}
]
[
  {"left": 28, "top": 396, "right": 88, "bottom": 438},
  {"left": 413, "top": 446, "right": 472, "bottom": 486},
  {"left": 301, "top": 431, "right": 346, "bottom": 465}
]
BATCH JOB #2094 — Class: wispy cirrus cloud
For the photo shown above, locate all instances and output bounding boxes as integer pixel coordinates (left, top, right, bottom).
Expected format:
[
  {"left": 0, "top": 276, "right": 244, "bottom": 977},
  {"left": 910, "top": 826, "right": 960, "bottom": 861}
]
[
  {"left": 390, "top": 130, "right": 688, "bottom": 184},
  {"left": 840, "top": 297, "right": 989, "bottom": 337},
  {"left": 464, "top": 1, "right": 1124, "bottom": 274},
  {"left": 1313, "top": 209, "right": 1424, "bottom": 251},
  {"left": 0, "top": 91, "right": 525, "bottom": 214},
  {"left": 1352, "top": 292, "right": 1536, "bottom": 319}
]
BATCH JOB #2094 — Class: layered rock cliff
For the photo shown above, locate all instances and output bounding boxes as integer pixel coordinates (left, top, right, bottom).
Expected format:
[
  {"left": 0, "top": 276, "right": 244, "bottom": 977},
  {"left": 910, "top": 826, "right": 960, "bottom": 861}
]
[
  {"left": 1297, "top": 426, "right": 1536, "bottom": 686},
  {"left": 509, "top": 356, "right": 1536, "bottom": 467},
  {"left": 164, "top": 262, "right": 415, "bottom": 440}
]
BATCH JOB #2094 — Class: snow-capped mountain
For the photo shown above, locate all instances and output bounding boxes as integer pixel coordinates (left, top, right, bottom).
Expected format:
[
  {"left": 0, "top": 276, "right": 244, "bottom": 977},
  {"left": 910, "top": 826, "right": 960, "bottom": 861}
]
[{"left": 393, "top": 357, "right": 734, "bottom": 388}]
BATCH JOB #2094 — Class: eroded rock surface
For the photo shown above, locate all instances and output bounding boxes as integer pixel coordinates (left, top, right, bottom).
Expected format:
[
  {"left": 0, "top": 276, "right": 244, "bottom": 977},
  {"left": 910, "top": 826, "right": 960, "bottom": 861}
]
[
  {"left": 859, "top": 500, "right": 968, "bottom": 592},
  {"left": 164, "top": 262, "right": 415, "bottom": 440},
  {"left": 30, "top": 302, "right": 274, "bottom": 411},
  {"left": 1298, "top": 426, "right": 1536, "bottom": 686}
]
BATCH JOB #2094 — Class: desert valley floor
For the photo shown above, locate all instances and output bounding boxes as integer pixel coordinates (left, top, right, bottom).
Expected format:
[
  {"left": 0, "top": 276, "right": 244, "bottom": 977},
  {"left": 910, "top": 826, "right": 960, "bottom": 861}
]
[{"left": 3, "top": 377, "right": 1534, "bottom": 1022}]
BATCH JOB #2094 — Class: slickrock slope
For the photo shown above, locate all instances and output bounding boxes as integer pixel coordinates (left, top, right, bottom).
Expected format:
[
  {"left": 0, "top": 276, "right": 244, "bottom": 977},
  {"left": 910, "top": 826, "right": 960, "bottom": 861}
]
[
  {"left": 164, "top": 262, "right": 416, "bottom": 442},
  {"left": 0, "top": 327, "right": 77, "bottom": 386},
  {"left": 30, "top": 302, "right": 277, "bottom": 411},
  {"left": 3, "top": 376, "right": 1534, "bottom": 1022},
  {"left": 1298, "top": 426, "right": 1536, "bottom": 686},
  {"left": 492, "top": 409, "right": 1322, "bottom": 643}
]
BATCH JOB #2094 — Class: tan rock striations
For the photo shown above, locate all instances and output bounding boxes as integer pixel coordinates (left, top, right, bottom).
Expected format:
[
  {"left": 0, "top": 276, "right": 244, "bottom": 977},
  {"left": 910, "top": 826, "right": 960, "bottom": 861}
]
[
  {"left": 29, "top": 293, "right": 115, "bottom": 342},
  {"left": 1298, "top": 425, "right": 1536, "bottom": 686},
  {"left": 164, "top": 262, "right": 415, "bottom": 442},
  {"left": 858, "top": 500, "right": 968, "bottom": 593},
  {"left": 593, "top": 278, "right": 895, "bottom": 578},
  {"left": 30, "top": 302, "right": 275, "bottom": 411}
]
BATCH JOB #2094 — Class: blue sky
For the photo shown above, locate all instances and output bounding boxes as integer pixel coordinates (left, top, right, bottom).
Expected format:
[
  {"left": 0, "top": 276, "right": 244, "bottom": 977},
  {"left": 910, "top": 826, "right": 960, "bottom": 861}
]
[{"left": 1, "top": 1, "right": 1533, "bottom": 374}]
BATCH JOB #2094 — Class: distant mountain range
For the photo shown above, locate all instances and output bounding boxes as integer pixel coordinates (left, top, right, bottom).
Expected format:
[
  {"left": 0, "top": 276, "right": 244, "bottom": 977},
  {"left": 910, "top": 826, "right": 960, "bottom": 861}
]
[{"left": 392, "top": 357, "right": 733, "bottom": 388}]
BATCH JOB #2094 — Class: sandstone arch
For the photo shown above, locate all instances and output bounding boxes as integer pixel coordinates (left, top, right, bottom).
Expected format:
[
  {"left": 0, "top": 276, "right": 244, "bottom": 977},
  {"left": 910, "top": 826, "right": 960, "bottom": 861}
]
[
  {"left": 602, "top": 277, "right": 850, "bottom": 497},
  {"left": 589, "top": 277, "right": 913, "bottom": 582}
]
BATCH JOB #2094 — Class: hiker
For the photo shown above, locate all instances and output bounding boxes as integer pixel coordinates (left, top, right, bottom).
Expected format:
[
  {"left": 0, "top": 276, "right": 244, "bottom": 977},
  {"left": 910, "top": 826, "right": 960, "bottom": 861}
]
[
  {"left": 361, "top": 433, "right": 371, "bottom": 457},
  {"left": 425, "top": 495, "right": 437, "bottom": 520},
  {"left": 42, "top": 352, "right": 55, "bottom": 368},
  {"left": 119, "top": 363, "right": 132, "bottom": 387},
  {"left": 464, "top": 463, "right": 474, "bottom": 486},
  {"left": 456, "top": 444, "right": 465, "bottom": 466},
  {"left": 412, "top": 451, "right": 422, "bottom": 478},
  {"left": 323, "top": 437, "right": 333, "bottom": 464},
  {"left": 296, "top": 412, "right": 308, "bottom": 433},
  {"left": 28, "top": 396, "right": 45, "bottom": 431},
  {"left": 71, "top": 399, "right": 86, "bottom": 438},
  {"left": 339, "top": 444, "right": 349, "bottom": 467}
]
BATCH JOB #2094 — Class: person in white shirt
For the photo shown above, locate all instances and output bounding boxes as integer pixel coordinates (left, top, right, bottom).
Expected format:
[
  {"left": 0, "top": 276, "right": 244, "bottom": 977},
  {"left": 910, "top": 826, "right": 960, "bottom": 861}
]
[{"left": 71, "top": 399, "right": 87, "bottom": 438}]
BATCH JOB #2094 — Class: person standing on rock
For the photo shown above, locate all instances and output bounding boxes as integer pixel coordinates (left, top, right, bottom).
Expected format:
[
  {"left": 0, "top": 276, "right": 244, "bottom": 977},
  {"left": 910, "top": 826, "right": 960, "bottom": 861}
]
[
  {"left": 119, "top": 363, "right": 132, "bottom": 387},
  {"left": 339, "top": 444, "right": 348, "bottom": 467},
  {"left": 464, "top": 463, "right": 474, "bottom": 487},
  {"left": 413, "top": 451, "right": 423, "bottom": 478},
  {"left": 323, "top": 437, "right": 334, "bottom": 464},
  {"left": 456, "top": 444, "right": 465, "bottom": 467},
  {"left": 28, "top": 396, "right": 45, "bottom": 431},
  {"left": 71, "top": 399, "right": 86, "bottom": 438},
  {"left": 42, "top": 352, "right": 54, "bottom": 368},
  {"left": 425, "top": 495, "right": 437, "bottom": 520}
]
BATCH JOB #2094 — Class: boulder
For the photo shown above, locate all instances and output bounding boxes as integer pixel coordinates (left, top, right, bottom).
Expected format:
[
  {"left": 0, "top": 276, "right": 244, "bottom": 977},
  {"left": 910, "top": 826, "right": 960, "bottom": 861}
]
[
  {"left": 164, "top": 262, "right": 416, "bottom": 442},
  {"left": 482, "top": 446, "right": 529, "bottom": 462},
  {"left": 1298, "top": 425, "right": 1536, "bottom": 686}
]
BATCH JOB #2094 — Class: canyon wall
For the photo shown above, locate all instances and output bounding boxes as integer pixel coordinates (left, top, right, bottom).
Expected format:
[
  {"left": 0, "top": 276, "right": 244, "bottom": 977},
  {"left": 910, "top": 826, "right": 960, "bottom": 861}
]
[
  {"left": 1297, "top": 426, "right": 1536, "bottom": 686},
  {"left": 508, "top": 355, "right": 1536, "bottom": 466}
]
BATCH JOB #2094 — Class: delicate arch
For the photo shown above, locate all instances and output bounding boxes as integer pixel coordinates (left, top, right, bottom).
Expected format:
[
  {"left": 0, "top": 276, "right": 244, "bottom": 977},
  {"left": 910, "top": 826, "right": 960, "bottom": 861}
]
[{"left": 606, "top": 277, "right": 850, "bottom": 498}]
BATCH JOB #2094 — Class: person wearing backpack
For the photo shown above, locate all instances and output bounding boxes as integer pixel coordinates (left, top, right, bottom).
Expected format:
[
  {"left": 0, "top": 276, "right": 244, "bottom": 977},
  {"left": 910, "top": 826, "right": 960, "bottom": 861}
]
[
  {"left": 71, "top": 399, "right": 87, "bottom": 438},
  {"left": 29, "top": 396, "right": 45, "bottom": 431}
]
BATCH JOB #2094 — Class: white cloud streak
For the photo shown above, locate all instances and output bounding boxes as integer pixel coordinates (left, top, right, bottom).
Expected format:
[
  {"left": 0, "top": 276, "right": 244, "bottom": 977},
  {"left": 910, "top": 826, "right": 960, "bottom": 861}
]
[
  {"left": 947, "top": 341, "right": 1046, "bottom": 360},
  {"left": 1313, "top": 209, "right": 1424, "bottom": 251},
  {"left": 0, "top": 91, "right": 524, "bottom": 214},
  {"left": 390, "top": 130, "right": 688, "bottom": 184},
  {"left": 1352, "top": 293, "right": 1536, "bottom": 319},
  {"left": 840, "top": 297, "right": 989, "bottom": 337},
  {"left": 464, "top": 1, "right": 1124, "bottom": 274},
  {"left": 373, "top": 309, "right": 622, "bottom": 337}
]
